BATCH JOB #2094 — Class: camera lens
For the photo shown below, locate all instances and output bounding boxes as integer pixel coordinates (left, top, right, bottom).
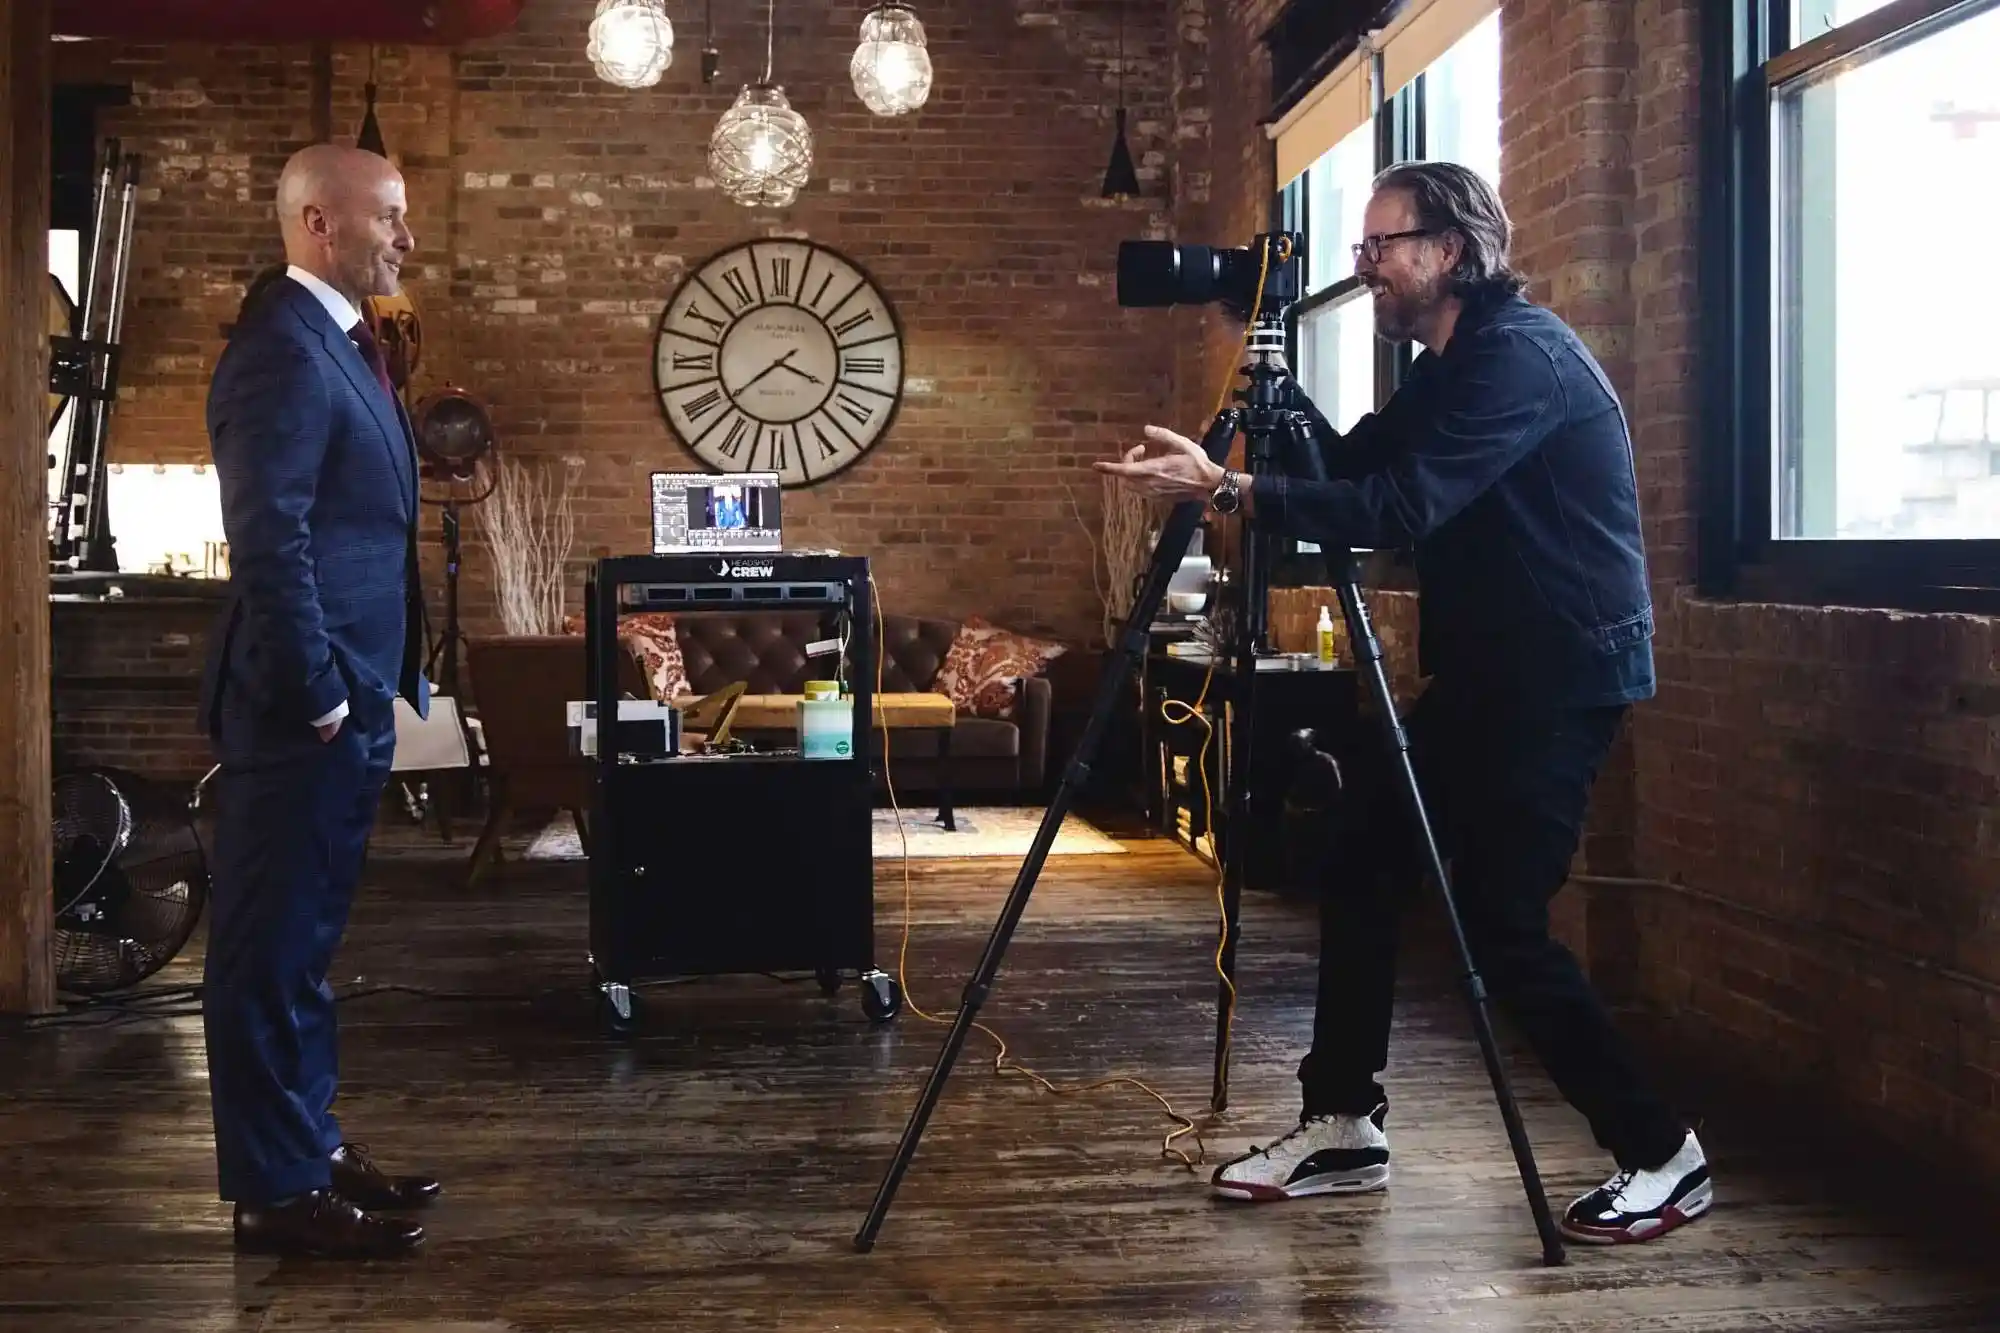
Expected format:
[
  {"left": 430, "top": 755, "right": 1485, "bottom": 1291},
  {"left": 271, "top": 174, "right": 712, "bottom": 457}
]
[{"left": 1117, "top": 241, "right": 1225, "bottom": 308}]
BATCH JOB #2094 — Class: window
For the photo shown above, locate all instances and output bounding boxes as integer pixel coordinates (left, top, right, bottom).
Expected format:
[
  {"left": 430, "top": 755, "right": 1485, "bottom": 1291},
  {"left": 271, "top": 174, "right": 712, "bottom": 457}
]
[
  {"left": 1273, "top": 2, "right": 1500, "bottom": 574},
  {"left": 1302, "top": 121, "right": 1374, "bottom": 292},
  {"left": 47, "top": 228, "right": 80, "bottom": 544},
  {"left": 1280, "top": 2, "right": 1502, "bottom": 432},
  {"left": 1293, "top": 121, "right": 1377, "bottom": 430},
  {"left": 1297, "top": 293, "right": 1378, "bottom": 432},
  {"left": 1421, "top": 9, "right": 1502, "bottom": 195},
  {"left": 1702, "top": 0, "right": 2000, "bottom": 610}
]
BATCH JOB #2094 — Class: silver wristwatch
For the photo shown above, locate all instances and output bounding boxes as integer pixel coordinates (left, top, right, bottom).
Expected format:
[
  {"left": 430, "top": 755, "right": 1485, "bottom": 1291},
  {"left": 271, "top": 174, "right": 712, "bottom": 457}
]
[{"left": 1209, "top": 470, "right": 1242, "bottom": 515}]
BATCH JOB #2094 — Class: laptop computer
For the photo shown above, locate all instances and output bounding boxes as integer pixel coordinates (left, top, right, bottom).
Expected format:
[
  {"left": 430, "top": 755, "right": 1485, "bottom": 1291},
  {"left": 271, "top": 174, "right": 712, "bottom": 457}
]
[{"left": 649, "top": 471, "right": 784, "bottom": 555}]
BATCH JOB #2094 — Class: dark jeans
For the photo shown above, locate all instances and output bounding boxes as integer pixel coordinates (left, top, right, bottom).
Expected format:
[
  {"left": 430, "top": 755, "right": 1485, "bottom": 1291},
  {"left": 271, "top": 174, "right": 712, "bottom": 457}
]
[{"left": 1298, "top": 680, "right": 1688, "bottom": 1172}]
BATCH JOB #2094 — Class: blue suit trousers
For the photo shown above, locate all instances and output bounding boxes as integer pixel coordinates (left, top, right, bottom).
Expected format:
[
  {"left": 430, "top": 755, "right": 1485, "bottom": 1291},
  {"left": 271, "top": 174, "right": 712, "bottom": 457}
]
[{"left": 201, "top": 707, "right": 396, "bottom": 1205}]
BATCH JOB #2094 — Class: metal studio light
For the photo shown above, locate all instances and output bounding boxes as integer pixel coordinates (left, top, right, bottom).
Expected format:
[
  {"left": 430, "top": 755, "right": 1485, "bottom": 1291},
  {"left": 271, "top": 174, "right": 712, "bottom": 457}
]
[
  {"left": 850, "top": 3, "right": 932, "bottom": 117},
  {"left": 588, "top": 0, "right": 674, "bottom": 89},
  {"left": 709, "top": 0, "right": 813, "bottom": 207}
]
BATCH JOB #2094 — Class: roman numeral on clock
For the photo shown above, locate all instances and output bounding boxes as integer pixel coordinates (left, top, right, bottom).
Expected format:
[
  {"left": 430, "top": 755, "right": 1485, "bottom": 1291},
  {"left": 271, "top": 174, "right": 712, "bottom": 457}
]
[
  {"left": 832, "top": 310, "right": 874, "bottom": 337},
  {"left": 716, "top": 416, "right": 749, "bottom": 461},
  {"left": 764, "top": 427, "right": 792, "bottom": 474},
  {"left": 682, "top": 387, "right": 724, "bottom": 422},
  {"left": 811, "top": 419, "right": 846, "bottom": 462},
  {"left": 841, "top": 353, "right": 886, "bottom": 377},
  {"left": 721, "top": 267, "right": 754, "bottom": 309},
  {"left": 684, "top": 302, "right": 725, "bottom": 335},
  {"left": 834, "top": 391, "right": 872, "bottom": 426},
  {"left": 672, "top": 349, "right": 715, "bottom": 373},
  {"left": 769, "top": 256, "right": 793, "bottom": 299}
]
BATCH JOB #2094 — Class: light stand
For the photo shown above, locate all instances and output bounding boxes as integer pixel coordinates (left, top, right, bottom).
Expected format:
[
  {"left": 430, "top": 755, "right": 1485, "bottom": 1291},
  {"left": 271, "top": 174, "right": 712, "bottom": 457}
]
[
  {"left": 49, "top": 140, "right": 141, "bottom": 577},
  {"left": 431, "top": 498, "right": 466, "bottom": 703},
  {"left": 854, "top": 263, "right": 1568, "bottom": 1267}
]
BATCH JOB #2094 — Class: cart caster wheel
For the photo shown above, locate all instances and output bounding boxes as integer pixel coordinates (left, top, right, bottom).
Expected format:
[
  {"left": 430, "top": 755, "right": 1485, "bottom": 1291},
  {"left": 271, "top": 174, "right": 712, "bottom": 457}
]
[
  {"left": 860, "top": 970, "right": 901, "bottom": 1023},
  {"left": 597, "top": 981, "right": 638, "bottom": 1039},
  {"left": 816, "top": 968, "right": 842, "bottom": 996}
]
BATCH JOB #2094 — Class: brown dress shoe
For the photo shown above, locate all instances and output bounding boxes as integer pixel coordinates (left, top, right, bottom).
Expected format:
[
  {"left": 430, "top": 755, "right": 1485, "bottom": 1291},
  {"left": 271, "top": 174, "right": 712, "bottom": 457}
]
[
  {"left": 232, "top": 1189, "right": 424, "bottom": 1259},
  {"left": 329, "top": 1142, "right": 443, "bottom": 1211}
]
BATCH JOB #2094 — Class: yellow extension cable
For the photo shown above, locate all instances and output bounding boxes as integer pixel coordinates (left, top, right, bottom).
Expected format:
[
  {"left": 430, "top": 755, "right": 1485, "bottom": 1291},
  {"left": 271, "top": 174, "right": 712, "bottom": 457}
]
[{"left": 863, "top": 230, "right": 1291, "bottom": 1170}]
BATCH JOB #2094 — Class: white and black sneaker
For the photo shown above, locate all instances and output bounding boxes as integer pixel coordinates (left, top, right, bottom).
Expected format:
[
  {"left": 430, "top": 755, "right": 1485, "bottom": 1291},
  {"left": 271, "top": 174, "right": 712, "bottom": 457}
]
[
  {"left": 1560, "top": 1131, "right": 1713, "bottom": 1244},
  {"left": 1210, "top": 1106, "right": 1391, "bottom": 1202}
]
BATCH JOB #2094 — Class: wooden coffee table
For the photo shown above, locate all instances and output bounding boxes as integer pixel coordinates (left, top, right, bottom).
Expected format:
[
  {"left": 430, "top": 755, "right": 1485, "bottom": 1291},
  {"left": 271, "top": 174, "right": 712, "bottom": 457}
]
[{"left": 691, "top": 690, "right": 959, "bottom": 831}]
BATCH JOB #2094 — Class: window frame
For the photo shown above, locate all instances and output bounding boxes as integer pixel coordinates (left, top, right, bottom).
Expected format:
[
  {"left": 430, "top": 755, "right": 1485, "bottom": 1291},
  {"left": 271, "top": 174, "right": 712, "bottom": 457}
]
[
  {"left": 1699, "top": 0, "right": 2000, "bottom": 613},
  {"left": 1274, "top": 45, "right": 1470, "bottom": 588},
  {"left": 1280, "top": 49, "right": 1427, "bottom": 434}
]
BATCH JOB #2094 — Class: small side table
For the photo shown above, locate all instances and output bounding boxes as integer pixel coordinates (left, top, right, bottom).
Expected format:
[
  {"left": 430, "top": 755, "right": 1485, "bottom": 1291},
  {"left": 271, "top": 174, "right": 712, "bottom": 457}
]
[{"left": 706, "top": 691, "right": 958, "bottom": 831}]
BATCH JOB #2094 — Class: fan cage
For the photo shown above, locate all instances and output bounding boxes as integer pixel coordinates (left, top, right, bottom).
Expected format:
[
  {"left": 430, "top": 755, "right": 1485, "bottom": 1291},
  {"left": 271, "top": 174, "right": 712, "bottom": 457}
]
[{"left": 51, "top": 767, "right": 208, "bottom": 996}]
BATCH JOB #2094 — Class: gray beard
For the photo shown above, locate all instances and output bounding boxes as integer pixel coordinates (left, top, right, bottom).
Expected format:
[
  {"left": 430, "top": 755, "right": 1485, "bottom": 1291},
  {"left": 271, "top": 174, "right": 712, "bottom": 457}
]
[{"left": 1372, "top": 282, "right": 1438, "bottom": 344}]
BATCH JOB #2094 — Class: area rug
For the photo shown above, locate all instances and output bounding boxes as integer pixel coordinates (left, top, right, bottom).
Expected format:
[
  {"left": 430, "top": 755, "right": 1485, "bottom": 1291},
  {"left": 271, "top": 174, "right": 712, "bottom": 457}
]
[{"left": 523, "top": 805, "right": 1125, "bottom": 862}]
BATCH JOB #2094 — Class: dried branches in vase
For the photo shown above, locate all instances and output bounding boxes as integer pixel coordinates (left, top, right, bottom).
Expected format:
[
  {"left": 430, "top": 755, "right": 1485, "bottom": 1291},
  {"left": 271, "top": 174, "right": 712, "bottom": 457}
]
[
  {"left": 473, "top": 455, "right": 583, "bottom": 635},
  {"left": 1067, "top": 473, "right": 1160, "bottom": 648}
]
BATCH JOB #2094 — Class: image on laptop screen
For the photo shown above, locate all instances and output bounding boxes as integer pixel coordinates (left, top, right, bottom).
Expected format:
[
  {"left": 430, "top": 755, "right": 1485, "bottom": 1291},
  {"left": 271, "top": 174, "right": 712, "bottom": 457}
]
[{"left": 650, "top": 471, "right": 784, "bottom": 554}]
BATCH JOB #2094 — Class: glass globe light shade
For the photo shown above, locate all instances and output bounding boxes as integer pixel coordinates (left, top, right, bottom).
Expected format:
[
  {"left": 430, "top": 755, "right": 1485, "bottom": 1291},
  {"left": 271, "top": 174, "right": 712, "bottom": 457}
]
[
  {"left": 850, "top": 3, "right": 933, "bottom": 117},
  {"left": 709, "top": 83, "right": 815, "bottom": 208},
  {"left": 587, "top": 0, "right": 674, "bottom": 89}
]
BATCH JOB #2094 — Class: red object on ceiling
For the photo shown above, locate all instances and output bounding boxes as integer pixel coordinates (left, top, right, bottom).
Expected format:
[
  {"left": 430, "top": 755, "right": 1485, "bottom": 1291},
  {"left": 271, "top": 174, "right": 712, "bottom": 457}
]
[{"left": 51, "top": 0, "right": 529, "bottom": 44}]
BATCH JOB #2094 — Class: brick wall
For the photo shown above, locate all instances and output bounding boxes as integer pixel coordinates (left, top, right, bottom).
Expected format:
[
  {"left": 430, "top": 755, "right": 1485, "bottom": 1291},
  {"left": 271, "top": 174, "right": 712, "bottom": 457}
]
[
  {"left": 51, "top": 600, "right": 218, "bottom": 782},
  {"left": 54, "top": 0, "right": 1188, "bottom": 651}
]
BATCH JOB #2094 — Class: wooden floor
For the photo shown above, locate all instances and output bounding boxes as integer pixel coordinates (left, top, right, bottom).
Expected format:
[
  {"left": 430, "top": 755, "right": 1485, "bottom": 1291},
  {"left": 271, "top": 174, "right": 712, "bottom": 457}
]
[{"left": 4, "top": 805, "right": 1998, "bottom": 1332}]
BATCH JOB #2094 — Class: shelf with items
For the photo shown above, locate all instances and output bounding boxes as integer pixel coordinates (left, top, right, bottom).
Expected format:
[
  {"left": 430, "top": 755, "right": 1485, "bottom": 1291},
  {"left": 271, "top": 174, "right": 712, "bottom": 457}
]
[{"left": 1140, "top": 649, "right": 1361, "bottom": 896}]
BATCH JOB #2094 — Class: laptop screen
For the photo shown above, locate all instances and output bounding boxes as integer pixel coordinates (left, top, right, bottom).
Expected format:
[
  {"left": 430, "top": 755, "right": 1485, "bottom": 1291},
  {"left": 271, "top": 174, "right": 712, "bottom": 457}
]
[{"left": 649, "top": 472, "right": 784, "bottom": 554}]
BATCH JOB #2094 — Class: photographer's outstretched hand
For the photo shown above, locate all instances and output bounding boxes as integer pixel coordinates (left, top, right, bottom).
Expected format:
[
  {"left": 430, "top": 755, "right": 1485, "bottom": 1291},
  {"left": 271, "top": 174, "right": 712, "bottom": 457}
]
[{"left": 1094, "top": 424, "right": 1223, "bottom": 503}]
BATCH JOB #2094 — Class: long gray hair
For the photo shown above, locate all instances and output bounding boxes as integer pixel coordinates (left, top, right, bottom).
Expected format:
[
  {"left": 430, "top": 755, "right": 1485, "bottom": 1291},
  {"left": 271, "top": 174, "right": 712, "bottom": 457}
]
[{"left": 1372, "top": 161, "right": 1525, "bottom": 300}]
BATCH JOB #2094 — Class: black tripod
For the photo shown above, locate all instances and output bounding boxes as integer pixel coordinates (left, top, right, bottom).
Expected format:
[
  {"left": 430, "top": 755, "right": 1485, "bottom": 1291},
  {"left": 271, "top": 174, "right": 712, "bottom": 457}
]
[{"left": 853, "top": 312, "right": 1569, "bottom": 1268}]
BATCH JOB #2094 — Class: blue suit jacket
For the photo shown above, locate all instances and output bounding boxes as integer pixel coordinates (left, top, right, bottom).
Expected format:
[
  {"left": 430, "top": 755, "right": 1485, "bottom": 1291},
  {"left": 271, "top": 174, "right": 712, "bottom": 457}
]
[{"left": 199, "top": 277, "right": 430, "bottom": 754}]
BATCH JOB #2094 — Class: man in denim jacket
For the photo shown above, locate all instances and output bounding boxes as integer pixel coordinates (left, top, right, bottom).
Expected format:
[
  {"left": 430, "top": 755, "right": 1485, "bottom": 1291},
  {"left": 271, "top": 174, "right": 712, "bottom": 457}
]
[{"left": 1098, "top": 161, "right": 1710, "bottom": 1245}]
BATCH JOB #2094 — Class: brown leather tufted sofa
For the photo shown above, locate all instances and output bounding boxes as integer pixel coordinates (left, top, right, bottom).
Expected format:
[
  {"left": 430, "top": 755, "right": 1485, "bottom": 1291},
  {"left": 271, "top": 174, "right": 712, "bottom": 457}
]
[{"left": 671, "top": 610, "right": 1052, "bottom": 796}]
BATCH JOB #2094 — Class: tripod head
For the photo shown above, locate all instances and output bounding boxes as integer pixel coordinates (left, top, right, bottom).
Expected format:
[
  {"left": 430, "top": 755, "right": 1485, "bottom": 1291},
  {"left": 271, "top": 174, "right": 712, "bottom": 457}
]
[{"left": 1233, "top": 314, "right": 1309, "bottom": 476}]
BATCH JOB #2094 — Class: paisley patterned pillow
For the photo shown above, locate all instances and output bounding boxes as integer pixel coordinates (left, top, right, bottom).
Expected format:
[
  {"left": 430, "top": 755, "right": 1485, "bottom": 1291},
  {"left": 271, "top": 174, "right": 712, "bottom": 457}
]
[
  {"left": 560, "top": 611, "right": 689, "bottom": 702},
  {"left": 933, "top": 616, "right": 1068, "bottom": 720}
]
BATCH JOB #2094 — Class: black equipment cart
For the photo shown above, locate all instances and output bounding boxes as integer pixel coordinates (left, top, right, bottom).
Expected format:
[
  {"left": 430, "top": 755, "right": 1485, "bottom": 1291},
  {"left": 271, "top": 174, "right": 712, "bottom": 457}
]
[{"left": 583, "top": 552, "right": 903, "bottom": 1037}]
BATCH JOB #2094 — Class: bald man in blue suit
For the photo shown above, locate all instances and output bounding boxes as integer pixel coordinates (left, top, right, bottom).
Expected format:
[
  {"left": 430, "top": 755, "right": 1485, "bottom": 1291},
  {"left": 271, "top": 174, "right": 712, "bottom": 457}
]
[{"left": 198, "top": 143, "right": 437, "bottom": 1260}]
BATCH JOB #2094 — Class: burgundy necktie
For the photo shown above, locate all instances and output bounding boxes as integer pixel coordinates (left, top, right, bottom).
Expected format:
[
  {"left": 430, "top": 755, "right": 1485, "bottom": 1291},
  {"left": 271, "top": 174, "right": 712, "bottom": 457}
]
[{"left": 348, "top": 318, "right": 397, "bottom": 403}]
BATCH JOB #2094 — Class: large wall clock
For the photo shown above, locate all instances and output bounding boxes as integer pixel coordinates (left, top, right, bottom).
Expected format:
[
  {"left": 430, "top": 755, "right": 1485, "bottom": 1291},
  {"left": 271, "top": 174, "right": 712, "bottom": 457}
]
[{"left": 653, "top": 238, "right": 905, "bottom": 488}]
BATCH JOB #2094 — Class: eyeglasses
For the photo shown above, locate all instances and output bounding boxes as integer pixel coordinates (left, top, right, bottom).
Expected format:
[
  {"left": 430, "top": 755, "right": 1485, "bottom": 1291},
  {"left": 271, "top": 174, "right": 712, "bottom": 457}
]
[{"left": 1351, "top": 229, "right": 1433, "bottom": 264}]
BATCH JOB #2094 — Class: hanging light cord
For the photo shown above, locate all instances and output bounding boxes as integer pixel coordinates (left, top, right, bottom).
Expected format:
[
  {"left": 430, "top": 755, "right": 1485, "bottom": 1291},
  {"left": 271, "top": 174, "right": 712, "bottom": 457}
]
[
  {"left": 1108, "top": 0, "right": 1128, "bottom": 114},
  {"left": 762, "top": 0, "right": 775, "bottom": 84}
]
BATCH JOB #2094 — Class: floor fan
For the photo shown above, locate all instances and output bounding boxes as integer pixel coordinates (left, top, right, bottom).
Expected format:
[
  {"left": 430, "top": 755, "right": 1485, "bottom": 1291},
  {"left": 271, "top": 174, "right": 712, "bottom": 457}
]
[{"left": 50, "top": 768, "right": 208, "bottom": 995}]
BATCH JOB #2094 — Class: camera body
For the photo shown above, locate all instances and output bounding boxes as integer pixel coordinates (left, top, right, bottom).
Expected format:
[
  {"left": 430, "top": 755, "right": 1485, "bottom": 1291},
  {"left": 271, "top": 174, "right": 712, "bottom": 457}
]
[{"left": 1115, "top": 230, "right": 1303, "bottom": 321}]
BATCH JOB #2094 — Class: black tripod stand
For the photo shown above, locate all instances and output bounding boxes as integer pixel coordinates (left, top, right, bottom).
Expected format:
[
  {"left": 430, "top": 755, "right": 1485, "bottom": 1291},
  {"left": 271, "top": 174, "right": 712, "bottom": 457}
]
[{"left": 853, "top": 307, "right": 1569, "bottom": 1269}]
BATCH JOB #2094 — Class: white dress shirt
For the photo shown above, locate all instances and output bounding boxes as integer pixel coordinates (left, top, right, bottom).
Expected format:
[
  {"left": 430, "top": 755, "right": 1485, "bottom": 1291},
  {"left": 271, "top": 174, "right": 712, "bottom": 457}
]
[{"left": 285, "top": 265, "right": 364, "bottom": 731}]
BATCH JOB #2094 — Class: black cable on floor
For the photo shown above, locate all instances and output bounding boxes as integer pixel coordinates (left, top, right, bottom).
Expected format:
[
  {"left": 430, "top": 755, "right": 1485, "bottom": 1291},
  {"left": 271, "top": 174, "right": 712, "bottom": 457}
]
[{"left": 2, "top": 970, "right": 825, "bottom": 1033}]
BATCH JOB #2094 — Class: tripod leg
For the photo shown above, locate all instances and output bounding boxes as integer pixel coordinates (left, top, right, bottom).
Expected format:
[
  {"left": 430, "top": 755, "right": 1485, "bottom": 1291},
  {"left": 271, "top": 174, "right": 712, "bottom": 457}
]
[
  {"left": 1211, "top": 687, "right": 1253, "bottom": 1111},
  {"left": 854, "top": 410, "right": 1244, "bottom": 1254},
  {"left": 1331, "top": 556, "right": 1567, "bottom": 1268}
]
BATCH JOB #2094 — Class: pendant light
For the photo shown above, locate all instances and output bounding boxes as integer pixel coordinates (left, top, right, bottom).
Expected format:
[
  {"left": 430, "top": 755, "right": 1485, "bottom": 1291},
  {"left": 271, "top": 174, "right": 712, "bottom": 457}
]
[
  {"left": 588, "top": 0, "right": 675, "bottom": 89},
  {"left": 709, "top": 0, "right": 814, "bottom": 208},
  {"left": 851, "top": 3, "right": 934, "bottom": 117},
  {"left": 357, "top": 46, "right": 386, "bottom": 156},
  {"left": 1101, "top": 0, "right": 1140, "bottom": 198},
  {"left": 701, "top": 0, "right": 721, "bottom": 84}
]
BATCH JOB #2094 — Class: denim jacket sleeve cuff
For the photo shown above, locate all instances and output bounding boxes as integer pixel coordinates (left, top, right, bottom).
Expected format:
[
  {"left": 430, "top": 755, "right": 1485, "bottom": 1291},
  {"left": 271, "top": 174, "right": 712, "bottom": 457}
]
[{"left": 1249, "top": 472, "right": 1287, "bottom": 531}]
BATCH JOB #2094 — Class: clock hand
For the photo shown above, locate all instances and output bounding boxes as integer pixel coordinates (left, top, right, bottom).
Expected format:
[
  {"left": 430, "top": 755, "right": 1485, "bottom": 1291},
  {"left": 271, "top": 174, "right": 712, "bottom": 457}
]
[
  {"left": 726, "top": 347, "right": 801, "bottom": 396},
  {"left": 774, "top": 362, "right": 824, "bottom": 386}
]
